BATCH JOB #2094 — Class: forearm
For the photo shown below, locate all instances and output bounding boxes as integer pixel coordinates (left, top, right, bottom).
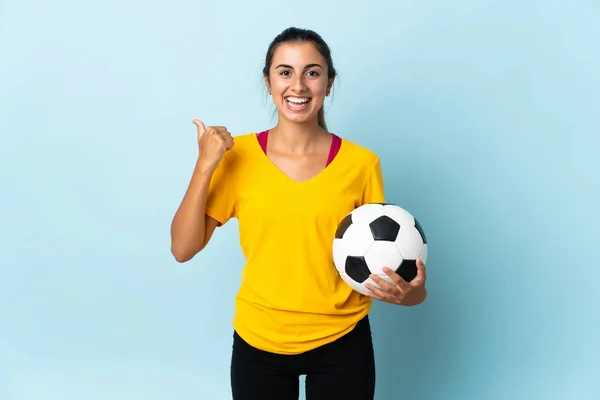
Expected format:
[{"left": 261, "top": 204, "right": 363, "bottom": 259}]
[{"left": 170, "top": 160, "right": 214, "bottom": 262}]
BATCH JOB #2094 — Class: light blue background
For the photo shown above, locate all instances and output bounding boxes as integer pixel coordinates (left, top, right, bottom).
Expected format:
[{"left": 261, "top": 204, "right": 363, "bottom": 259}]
[{"left": 1, "top": 0, "right": 598, "bottom": 399}]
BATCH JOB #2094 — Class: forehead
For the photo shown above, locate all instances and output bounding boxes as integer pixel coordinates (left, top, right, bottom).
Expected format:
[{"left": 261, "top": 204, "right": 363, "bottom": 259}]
[{"left": 271, "top": 42, "right": 326, "bottom": 67}]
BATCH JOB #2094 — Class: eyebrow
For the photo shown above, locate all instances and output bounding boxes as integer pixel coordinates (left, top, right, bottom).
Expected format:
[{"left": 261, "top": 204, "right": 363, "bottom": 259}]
[{"left": 275, "top": 63, "right": 324, "bottom": 70}]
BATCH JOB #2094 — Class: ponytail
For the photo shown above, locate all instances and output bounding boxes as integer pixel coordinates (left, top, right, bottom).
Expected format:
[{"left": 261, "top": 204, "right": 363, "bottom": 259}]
[{"left": 317, "top": 106, "right": 327, "bottom": 131}]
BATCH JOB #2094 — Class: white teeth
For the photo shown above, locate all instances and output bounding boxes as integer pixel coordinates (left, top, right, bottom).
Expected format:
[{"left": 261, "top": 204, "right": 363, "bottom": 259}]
[{"left": 286, "top": 97, "right": 310, "bottom": 104}]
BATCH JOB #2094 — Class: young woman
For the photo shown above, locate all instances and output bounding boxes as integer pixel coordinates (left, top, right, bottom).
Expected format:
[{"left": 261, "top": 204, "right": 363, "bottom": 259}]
[{"left": 170, "top": 27, "right": 427, "bottom": 400}]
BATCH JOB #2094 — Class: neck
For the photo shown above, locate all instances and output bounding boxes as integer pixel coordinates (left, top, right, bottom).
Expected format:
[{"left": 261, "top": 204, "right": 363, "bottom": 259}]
[{"left": 270, "top": 117, "right": 329, "bottom": 155}]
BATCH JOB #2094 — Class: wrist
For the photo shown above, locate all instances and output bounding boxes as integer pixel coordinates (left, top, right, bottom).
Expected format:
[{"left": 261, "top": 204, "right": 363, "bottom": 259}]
[
  {"left": 194, "top": 159, "right": 216, "bottom": 178},
  {"left": 401, "top": 286, "right": 427, "bottom": 306}
]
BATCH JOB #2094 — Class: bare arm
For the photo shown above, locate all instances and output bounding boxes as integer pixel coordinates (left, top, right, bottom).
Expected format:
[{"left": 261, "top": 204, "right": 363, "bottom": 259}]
[
  {"left": 170, "top": 160, "right": 220, "bottom": 262},
  {"left": 170, "top": 120, "right": 234, "bottom": 263}
]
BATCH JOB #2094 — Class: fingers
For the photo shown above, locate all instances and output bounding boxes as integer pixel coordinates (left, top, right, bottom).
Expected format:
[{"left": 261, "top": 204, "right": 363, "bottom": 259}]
[
  {"left": 366, "top": 274, "right": 399, "bottom": 294},
  {"left": 207, "top": 126, "right": 234, "bottom": 150},
  {"left": 209, "top": 127, "right": 233, "bottom": 147},
  {"left": 363, "top": 284, "right": 385, "bottom": 302},
  {"left": 224, "top": 135, "right": 234, "bottom": 149},
  {"left": 414, "top": 258, "right": 427, "bottom": 283},
  {"left": 217, "top": 133, "right": 234, "bottom": 150},
  {"left": 192, "top": 119, "right": 206, "bottom": 136},
  {"left": 203, "top": 126, "right": 229, "bottom": 137},
  {"left": 206, "top": 126, "right": 228, "bottom": 133},
  {"left": 193, "top": 120, "right": 234, "bottom": 148},
  {"left": 364, "top": 277, "right": 400, "bottom": 304},
  {"left": 366, "top": 262, "right": 427, "bottom": 306},
  {"left": 192, "top": 120, "right": 230, "bottom": 139},
  {"left": 370, "top": 273, "right": 398, "bottom": 292},
  {"left": 381, "top": 266, "right": 407, "bottom": 285}
]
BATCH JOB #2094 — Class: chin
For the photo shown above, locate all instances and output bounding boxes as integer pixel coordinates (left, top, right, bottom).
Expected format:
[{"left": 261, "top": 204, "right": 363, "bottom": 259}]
[
  {"left": 281, "top": 114, "right": 315, "bottom": 124},
  {"left": 277, "top": 103, "right": 322, "bottom": 125}
]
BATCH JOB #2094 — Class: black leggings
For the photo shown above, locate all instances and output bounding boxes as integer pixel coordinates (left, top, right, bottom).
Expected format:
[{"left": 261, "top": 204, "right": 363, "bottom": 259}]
[{"left": 230, "top": 315, "right": 376, "bottom": 400}]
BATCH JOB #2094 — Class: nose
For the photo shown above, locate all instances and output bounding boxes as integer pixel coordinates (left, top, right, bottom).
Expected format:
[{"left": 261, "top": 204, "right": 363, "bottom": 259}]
[{"left": 291, "top": 74, "right": 306, "bottom": 92}]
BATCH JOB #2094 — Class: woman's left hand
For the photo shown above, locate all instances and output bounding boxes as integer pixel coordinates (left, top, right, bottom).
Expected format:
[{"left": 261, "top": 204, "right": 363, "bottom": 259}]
[{"left": 364, "top": 258, "right": 427, "bottom": 306}]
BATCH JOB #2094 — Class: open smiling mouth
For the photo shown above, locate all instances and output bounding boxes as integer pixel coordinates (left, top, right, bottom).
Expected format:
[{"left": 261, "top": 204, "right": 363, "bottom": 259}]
[{"left": 285, "top": 96, "right": 311, "bottom": 111}]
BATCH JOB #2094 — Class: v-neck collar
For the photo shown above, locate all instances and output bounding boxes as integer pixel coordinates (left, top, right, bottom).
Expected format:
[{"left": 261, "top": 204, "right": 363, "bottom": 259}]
[{"left": 252, "top": 131, "right": 345, "bottom": 185}]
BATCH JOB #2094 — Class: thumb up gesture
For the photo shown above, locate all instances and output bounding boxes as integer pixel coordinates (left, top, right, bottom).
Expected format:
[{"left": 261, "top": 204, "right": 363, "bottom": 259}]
[{"left": 192, "top": 119, "right": 234, "bottom": 174}]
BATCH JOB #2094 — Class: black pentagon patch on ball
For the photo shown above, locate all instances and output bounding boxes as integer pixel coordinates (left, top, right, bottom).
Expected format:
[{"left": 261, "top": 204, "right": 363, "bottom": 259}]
[
  {"left": 414, "top": 218, "right": 427, "bottom": 244},
  {"left": 396, "top": 259, "right": 418, "bottom": 282},
  {"left": 345, "top": 256, "right": 371, "bottom": 283},
  {"left": 369, "top": 215, "right": 400, "bottom": 241},
  {"left": 335, "top": 214, "right": 353, "bottom": 239}
]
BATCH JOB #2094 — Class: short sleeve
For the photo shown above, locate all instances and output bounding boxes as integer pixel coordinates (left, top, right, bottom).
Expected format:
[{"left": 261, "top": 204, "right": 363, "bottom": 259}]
[
  {"left": 362, "top": 157, "right": 385, "bottom": 204},
  {"left": 205, "top": 153, "right": 237, "bottom": 226}
]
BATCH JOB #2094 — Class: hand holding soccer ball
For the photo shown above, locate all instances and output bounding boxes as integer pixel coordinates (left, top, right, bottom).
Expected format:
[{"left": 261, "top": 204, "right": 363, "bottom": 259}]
[
  {"left": 332, "top": 203, "right": 428, "bottom": 305},
  {"left": 364, "top": 257, "right": 427, "bottom": 305}
]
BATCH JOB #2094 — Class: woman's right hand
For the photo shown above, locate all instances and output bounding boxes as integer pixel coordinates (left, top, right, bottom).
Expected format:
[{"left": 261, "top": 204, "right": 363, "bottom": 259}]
[{"left": 192, "top": 119, "right": 234, "bottom": 174}]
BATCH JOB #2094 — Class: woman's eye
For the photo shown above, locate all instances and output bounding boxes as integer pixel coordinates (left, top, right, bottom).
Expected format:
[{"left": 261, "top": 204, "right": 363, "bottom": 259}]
[{"left": 278, "top": 70, "right": 319, "bottom": 77}]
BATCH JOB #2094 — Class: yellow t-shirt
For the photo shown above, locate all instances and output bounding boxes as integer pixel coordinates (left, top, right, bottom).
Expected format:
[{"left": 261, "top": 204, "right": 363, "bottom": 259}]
[{"left": 205, "top": 132, "right": 385, "bottom": 354}]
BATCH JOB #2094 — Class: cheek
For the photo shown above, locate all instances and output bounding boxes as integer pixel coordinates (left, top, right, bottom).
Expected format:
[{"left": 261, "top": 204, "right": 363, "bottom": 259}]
[
  {"left": 271, "top": 82, "right": 287, "bottom": 98},
  {"left": 311, "top": 79, "right": 329, "bottom": 96}
]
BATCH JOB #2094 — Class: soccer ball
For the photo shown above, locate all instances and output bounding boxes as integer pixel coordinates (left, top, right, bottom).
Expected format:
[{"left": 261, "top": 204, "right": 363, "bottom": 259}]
[{"left": 332, "top": 203, "right": 428, "bottom": 295}]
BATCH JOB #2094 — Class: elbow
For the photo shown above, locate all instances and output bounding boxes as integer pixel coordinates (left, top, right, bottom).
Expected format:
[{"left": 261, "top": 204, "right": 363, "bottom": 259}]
[
  {"left": 171, "top": 240, "right": 206, "bottom": 263},
  {"left": 172, "top": 251, "right": 191, "bottom": 263},
  {"left": 171, "top": 245, "right": 195, "bottom": 263}
]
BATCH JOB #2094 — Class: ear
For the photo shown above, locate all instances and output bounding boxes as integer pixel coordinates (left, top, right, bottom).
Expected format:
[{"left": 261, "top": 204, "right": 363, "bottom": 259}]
[
  {"left": 327, "top": 77, "right": 335, "bottom": 96},
  {"left": 264, "top": 76, "right": 271, "bottom": 95}
]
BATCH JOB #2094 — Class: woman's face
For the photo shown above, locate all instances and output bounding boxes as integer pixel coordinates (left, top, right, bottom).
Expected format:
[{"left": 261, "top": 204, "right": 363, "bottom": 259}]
[{"left": 265, "top": 42, "right": 333, "bottom": 125}]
